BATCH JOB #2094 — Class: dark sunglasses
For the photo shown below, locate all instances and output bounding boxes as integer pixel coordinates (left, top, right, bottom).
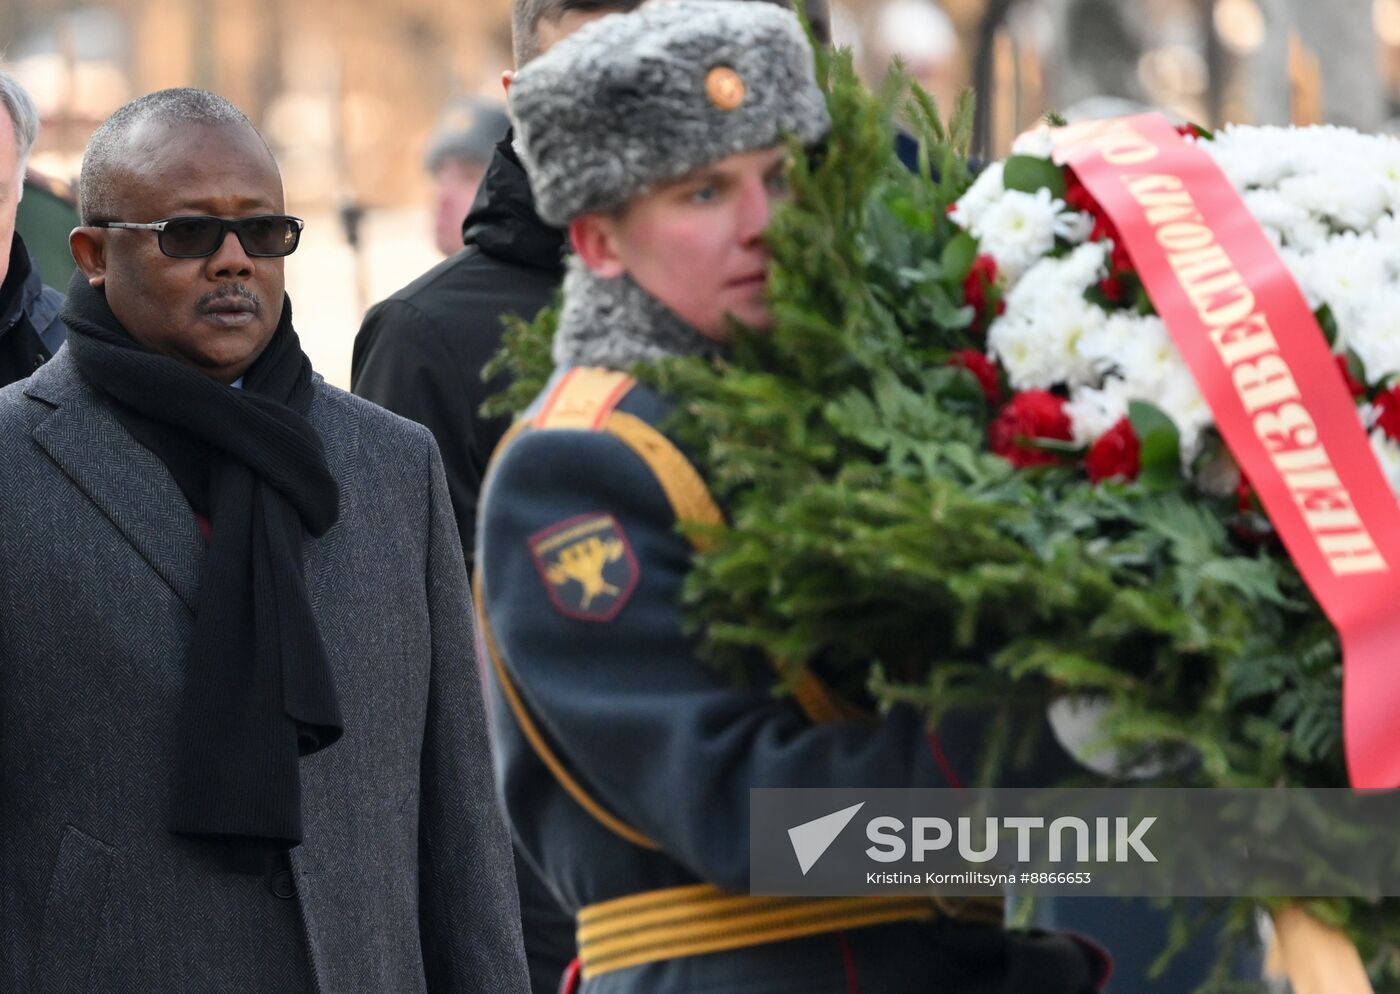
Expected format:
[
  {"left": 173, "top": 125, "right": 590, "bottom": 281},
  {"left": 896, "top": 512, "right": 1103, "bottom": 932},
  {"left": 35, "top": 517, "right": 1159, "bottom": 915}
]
[{"left": 91, "top": 214, "right": 305, "bottom": 258}]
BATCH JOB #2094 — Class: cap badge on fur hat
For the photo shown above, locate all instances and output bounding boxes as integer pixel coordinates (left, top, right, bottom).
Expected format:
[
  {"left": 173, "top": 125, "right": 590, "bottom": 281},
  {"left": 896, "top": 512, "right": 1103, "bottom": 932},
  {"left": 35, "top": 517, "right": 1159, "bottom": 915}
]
[
  {"left": 509, "top": 0, "right": 831, "bottom": 226},
  {"left": 706, "top": 66, "right": 747, "bottom": 111}
]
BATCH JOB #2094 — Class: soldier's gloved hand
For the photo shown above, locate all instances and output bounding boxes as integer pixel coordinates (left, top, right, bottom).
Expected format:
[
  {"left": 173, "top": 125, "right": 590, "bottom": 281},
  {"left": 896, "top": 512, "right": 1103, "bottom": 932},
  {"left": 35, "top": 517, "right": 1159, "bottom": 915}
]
[
  {"left": 1047, "top": 695, "right": 1198, "bottom": 781},
  {"left": 998, "top": 928, "right": 1113, "bottom": 994}
]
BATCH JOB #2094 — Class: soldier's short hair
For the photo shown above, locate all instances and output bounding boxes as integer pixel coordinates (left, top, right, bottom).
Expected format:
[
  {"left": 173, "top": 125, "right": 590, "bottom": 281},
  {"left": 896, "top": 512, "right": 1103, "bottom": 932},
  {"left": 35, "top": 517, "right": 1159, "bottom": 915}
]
[
  {"left": 512, "top": 0, "right": 645, "bottom": 67},
  {"left": 511, "top": 0, "right": 830, "bottom": 67}
]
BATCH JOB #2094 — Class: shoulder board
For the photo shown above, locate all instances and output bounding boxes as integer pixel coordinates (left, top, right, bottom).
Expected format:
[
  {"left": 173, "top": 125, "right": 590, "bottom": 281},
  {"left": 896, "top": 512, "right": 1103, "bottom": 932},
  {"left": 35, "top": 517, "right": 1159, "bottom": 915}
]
[
  {"left": 495, "top": 367, "right": 855, "bottom": 731},
  {"left": 534, "top": 367, "right": 636, "bottom": 431}
]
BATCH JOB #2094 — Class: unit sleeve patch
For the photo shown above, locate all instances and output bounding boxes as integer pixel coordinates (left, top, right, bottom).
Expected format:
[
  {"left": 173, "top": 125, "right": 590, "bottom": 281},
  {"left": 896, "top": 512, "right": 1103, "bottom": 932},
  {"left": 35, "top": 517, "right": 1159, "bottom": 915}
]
[{"left": 528, "top": 513, "right": 640, "bottom": 622}]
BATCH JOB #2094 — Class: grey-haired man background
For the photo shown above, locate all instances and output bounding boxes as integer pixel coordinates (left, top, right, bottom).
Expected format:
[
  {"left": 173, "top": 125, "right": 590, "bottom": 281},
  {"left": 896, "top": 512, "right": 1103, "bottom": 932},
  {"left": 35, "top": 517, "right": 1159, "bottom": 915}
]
[{"left": 0, "top": 68, "right": 66, "bottom": 387}]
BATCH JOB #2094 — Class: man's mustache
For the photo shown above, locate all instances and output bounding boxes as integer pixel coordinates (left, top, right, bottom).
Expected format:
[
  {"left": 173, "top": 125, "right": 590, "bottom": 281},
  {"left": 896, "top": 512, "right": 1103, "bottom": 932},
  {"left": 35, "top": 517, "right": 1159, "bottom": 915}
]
[{"left": 196, "top": 285, "right": 261, "bottom": 313}]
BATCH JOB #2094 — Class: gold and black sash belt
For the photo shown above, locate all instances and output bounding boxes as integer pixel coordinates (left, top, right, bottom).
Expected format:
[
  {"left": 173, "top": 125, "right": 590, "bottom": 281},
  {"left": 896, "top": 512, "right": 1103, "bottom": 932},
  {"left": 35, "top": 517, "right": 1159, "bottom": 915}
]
[{"left": 576, "top": 882, "right": 1004, "bottom": 979}]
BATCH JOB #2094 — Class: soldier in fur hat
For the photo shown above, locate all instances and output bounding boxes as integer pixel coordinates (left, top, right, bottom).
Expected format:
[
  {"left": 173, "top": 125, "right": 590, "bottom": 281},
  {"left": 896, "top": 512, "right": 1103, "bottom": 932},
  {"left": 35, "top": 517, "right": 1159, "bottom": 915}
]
[{"left": 475, "top": 3, "right": 1112, "bottom": 991}]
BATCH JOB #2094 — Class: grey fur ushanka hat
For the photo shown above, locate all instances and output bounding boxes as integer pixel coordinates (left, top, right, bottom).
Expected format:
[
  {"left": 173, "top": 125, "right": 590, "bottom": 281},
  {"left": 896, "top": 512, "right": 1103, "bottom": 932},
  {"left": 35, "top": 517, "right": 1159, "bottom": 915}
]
[{"left": 509, "top": 0, "right": 831, "bottom": 226}]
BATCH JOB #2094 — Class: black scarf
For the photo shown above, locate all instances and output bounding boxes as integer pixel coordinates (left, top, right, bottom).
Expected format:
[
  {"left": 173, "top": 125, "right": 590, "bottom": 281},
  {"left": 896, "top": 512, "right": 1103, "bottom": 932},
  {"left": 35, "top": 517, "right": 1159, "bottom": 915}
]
[{"left": 62, "top": 272, "right": 343, "bottom": 850}]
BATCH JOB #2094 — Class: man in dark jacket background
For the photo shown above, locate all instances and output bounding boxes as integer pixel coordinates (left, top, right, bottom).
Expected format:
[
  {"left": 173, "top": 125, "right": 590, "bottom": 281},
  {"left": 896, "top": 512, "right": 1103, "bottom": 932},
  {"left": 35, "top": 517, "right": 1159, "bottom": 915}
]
[
  {"left": 353, "top": 10, "right": 646, "bottom": 991},
  {"left": 0, "top": 69, "right": 66, "bottom": 387},
  {"left": 351, "top": 0, "right": 631, "bottom": 581}
]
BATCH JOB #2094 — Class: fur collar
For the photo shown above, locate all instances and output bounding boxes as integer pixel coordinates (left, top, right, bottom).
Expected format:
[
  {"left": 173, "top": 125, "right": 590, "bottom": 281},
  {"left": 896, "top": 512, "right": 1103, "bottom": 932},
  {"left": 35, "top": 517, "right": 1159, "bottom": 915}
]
[{"left": 551, "top": 259, "right": 722, "bottom": 371}]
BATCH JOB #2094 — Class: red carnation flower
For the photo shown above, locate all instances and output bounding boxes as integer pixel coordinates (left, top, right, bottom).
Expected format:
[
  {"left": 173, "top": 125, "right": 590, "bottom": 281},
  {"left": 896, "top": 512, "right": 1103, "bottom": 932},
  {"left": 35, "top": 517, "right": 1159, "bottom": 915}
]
[
  {"left": 1064, "top": 168, "right": 1099, "bottom": 217},
  {"left": 963, "top": 254, "right": 1003, "bottom": 327},
  {"left": 1235, "top": 473, "right": 1257, "bottom": 513},
  {"left": 1375, "top": 385, "right": 1400, "bottom": 443},
  {"left": 1099, "top": 274, "right": 1126, "bottom": 303},
  {"left": 948, "top": 349, "right": 1001, "bottom": 404},
  {"left": 1090, "top": 213, "right": 1115, "bottom": 243},
  {"left": 1108, "top": 235, "right": 1134, "bottom": 274},
  {"left": 1068, "top": 172, "right": 1135, "bottom": 274},
  {"left": 989, "top": 390, "right": 1073, "bottom": 468},
  {"left": 1085, "top": 418, "right": 1141, "bottom": 483},
  {"left": 1230, "top": 470, "right": 1273, "bottom": 544},
  {"left": 1336, "top": 354, "right": 1366, "bottom": 398},
  {"left": 1066, "top": 168, "right": 1138, "bottom": 271}
]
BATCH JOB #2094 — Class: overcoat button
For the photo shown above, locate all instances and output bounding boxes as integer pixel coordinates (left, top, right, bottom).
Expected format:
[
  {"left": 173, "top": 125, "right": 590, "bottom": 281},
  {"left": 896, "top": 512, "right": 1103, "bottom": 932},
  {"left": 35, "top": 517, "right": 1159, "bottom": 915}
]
[{"left": 270, "top": 869, "right": 296, "bottom": 899}]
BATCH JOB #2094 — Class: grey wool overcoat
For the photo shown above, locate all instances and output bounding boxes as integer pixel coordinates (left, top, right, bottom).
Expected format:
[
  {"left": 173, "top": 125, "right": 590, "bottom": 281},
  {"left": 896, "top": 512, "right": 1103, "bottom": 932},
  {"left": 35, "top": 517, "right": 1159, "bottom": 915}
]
[{"left": 0, "top": 348, "right": 530, "bottom": 994}]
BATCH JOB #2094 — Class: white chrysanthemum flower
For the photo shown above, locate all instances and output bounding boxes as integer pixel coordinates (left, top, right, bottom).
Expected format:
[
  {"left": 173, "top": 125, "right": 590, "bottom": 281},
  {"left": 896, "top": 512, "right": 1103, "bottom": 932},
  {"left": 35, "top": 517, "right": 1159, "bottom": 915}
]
[
  {"left": 1243, "top": 189, "right": 1318, "bottom": 250},
  {"left": 1280, "top": 216, "right": 1333, "bottom": 253},
  {"left": 970, "top": 188, "right": 1078, "bottom": 280},
  {"left": 1054, "top": 239, "right": 1113, "bottom": 288},
  {"left": 1110, "top": 316, "right": 1185, "bottom": 389},
  {"left": 1368, "top": 429, "right": 1400, "bottom": 500},
  {"left": 1344, "top": 287, "right": 1400, "bottom": 383},
  {"left": 1074, "top": 313, "right": 1211, "bottom": 456},
  {"left": 1155, "top": 368, "right": 1214, "bottom": 459},
  {"left": 1068, "top": 369, "right": 1211, "bottom": 461},
  {"left": 1301, "top": 232, "right": 1393, "bottom": 335},
  {"left": 1066, "top": 379, "right": 1132, "bottom": 445},
  {"left": 1077, "top": 312, "right": 1165, "bottom": 380},
  {"left": 1202, "top": 125, "right": 1304, "bottom": 190},
  {"left": 990, "top": 243, "right": 1111, "bottom": 388},
  {"left": 948, "top": 161, "right": 1005, "bottom": 232},
  {"left": 989, "top": 296, "right": 1108, "bottom": 390},
  {"left": 1277, "top": 172, "right": 1390, "bottom": 233},
  {"left": 1378, "top": 154, "right": 1400, "bottom": 213},
  {"left": 1057, "top": 210, "right": 1096, "bottom": 245},
  {"left": 1276, "top": 248, "right": 1322, "bottom": 310}
]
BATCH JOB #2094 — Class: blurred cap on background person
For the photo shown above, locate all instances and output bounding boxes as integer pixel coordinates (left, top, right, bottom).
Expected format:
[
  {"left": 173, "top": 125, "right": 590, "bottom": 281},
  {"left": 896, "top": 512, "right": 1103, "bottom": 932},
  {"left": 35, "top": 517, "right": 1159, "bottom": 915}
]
[{"left": 425, "top": 96, "right": 510, "bottom": 255}]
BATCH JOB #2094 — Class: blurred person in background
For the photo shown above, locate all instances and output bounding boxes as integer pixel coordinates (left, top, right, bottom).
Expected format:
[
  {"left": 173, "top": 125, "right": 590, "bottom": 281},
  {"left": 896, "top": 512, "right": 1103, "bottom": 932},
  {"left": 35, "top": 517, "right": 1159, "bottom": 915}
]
[
  {"left": 425, "top": 97, "right": 511, "bottom": 256},
  {"left": 355, "top": 10, "right": 645, "bottom": 992},
  {"left": 17, "top": 170, "right": 81, "bottom": 290},
  {"left": 0, "top": 68, "right": 66, "bottom": 387}
]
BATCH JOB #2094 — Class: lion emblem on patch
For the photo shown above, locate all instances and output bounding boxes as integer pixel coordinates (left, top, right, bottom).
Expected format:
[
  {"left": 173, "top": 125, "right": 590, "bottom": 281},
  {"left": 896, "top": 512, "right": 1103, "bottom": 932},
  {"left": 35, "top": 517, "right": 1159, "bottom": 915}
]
[{"left": 528, "top": 513, "right": 640, "bottom": 622}]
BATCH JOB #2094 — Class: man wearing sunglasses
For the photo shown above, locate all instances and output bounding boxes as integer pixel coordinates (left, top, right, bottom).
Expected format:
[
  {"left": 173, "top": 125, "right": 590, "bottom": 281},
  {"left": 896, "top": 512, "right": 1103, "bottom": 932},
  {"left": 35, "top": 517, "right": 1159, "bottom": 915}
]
[{"left": 0, "top": 88, "right": 528, "bottom": 994}]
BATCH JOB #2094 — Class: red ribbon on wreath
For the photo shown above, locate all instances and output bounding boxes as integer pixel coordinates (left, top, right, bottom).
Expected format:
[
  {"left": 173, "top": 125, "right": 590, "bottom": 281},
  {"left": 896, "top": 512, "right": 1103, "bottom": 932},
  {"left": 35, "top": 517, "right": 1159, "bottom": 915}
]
[{"left": 1052, "top": 114, "right": 1400, "bottom": 789}]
